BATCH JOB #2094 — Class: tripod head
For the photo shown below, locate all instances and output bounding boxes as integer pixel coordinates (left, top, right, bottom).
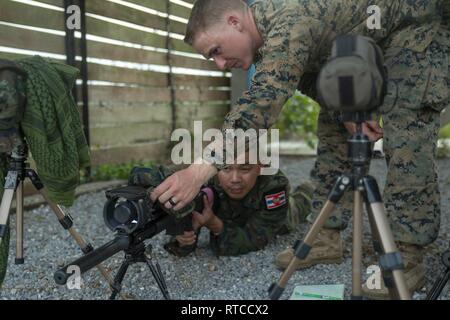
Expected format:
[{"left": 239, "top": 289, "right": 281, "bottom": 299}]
[{"left": 340, "top": 111, "right": 373, "bottom": 174}]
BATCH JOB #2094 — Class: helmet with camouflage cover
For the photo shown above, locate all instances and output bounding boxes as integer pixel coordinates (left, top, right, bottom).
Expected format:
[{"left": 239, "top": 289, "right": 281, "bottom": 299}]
[{"left": 0, "top": 59, "right": 26, "bottom": 153}]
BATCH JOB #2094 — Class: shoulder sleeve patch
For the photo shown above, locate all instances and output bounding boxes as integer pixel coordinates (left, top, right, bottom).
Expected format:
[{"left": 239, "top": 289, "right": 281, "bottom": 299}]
[{"left": 264, "top": 190, "right": 287, "bottom": 210}]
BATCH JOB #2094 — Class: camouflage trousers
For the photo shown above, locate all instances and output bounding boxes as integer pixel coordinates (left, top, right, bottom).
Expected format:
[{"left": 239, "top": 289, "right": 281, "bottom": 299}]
[
  {"left": 308, "top": 106, "right": 441, "bottom": 247},
  {"left": 308, "top": 39, "right": 447, "bottom": 247}
]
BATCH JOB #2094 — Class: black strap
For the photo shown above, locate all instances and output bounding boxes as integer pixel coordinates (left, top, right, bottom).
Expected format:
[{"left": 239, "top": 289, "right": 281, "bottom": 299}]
[
  {"left": 336, "top": 35, "right": 356, "bottom": 57},
  {"left": 339, "top": 76, "right": 356, "bottom": 107}
]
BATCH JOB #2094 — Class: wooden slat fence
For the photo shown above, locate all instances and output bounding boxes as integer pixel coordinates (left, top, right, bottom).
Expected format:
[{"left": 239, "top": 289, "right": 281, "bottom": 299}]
[{"left": 0, "top": 0, "right": 231, "bottom": 165}]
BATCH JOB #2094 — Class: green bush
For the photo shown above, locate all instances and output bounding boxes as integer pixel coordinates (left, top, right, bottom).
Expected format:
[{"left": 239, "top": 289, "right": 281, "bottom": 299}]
[
  {"left": 438, "top": 123, "right": 450, "bottom": 158},
  {"left": 273, "top": 91, "right": 320, "bottom": 148},
  {"left": 439, "top": 123, "right": 450, "bottom": 139},
  {"left": 82, "top": 160, "right": 156, "bottom": 183}
]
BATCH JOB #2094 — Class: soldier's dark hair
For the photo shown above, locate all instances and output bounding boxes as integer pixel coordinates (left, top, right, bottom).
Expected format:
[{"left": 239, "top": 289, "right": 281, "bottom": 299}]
[{"left": 184, "top": 0, "right": 248, "bottom": 45}]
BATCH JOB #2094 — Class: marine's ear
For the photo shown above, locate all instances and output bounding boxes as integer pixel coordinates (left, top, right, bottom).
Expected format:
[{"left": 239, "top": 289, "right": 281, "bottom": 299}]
[{"left": 226, "top": 13, "right": 244, "bottom": 32}]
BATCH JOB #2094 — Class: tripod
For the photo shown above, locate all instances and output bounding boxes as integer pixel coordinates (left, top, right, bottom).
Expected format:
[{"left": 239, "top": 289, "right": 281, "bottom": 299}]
[
  {"left": 426, "top": 249, "right": 450, "bottom": 300},
  {"left": 269, "top": 119, "right": 410, "bottom": 300},
  {"left": 0, "top": 138, "right": 121, "bottom": 297},
  {"left": 109, "top": 240, "right": 170, "bottom": 300}
]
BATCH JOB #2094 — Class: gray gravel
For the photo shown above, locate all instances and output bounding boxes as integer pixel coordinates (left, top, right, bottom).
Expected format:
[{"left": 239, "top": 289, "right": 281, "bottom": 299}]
[{"left": 0, "top": 156, "right": 448, "bottom": 300}]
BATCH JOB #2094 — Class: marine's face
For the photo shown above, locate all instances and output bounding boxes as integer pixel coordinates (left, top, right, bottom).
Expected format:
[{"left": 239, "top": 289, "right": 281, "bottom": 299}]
[
  {"left": 193, "top": 20, "right": 255, "bottom": 71},
  {"left": 218, "top": 164, "right": 261, "bottom": 200}
]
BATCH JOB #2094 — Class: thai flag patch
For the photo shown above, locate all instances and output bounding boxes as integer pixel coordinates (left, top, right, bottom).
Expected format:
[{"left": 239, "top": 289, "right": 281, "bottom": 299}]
[{"left": 265, "top": 191, "right": 287, "bottom": 210}]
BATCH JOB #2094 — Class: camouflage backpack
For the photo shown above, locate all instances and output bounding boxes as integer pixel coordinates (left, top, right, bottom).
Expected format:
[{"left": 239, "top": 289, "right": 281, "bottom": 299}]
[{"left": 0, "top": 58, "right": 26, "bottom": 153}]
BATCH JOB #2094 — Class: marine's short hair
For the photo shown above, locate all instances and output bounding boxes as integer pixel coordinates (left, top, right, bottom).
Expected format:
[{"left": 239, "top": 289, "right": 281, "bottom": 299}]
[{"left": 184, "top": 0, "right": 248, "bottom": 45}]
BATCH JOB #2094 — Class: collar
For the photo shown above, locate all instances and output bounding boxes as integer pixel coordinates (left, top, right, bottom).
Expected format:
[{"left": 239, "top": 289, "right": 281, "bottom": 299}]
[{"left": 250, "top": 1, "right": 266, "bottom": 64}]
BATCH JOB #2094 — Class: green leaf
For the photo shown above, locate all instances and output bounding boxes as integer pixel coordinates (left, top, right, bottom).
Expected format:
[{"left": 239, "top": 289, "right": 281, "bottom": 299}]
[{"left": 273, "top": 91, "right": 319, "bottom": 146}]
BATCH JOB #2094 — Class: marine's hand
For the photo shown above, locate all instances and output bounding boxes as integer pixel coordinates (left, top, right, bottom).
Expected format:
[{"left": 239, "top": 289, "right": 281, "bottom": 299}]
[{"left": 150, "top": 163, "right": 216, "bottom": 211}]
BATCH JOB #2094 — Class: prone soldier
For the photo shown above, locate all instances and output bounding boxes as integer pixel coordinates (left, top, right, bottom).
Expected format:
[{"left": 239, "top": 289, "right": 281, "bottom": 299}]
[{"left": 130, "top": 163, "right": 313, "bottom": 257}]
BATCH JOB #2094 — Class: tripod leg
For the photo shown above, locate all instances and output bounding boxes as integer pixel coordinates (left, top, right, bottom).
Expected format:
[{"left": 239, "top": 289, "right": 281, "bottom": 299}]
[
  {"left": 109, "top": 259, "right": 130, "bottom": 300},
  {"left": 144, "top": 255, "right": 170, "bottom": 300},
  {"left": 366, "top": 205, "right": 397, "bottom": 300},
  {"left": 427, "top": 250, "right": 450, "bottom": 300},
  {"left": 26, "top": 169, "right": 123, "bottom": 298},
  {"left": 155, "top": 263, "right": 168, "bottom": 293},
  {"left": 352, "top": 190, "right": 363, "bottom": 299},
  {"left": 42, "top": 195, "right": 119, "bottom": 292},
  {"left": 15, "top": 181, "right": 24, "bottom": 264},
  {"left": 0, "top": 170, "right": 19, "bottom": 246},
  {"left": 362, "top": 176, "right": 410, "bottom": 300},
  {"left": 269, "top": 175, "right": 351, "bottom": 300},
  {"left": 426, "top": 269, "right": 449, "bottom": 300},
  {"left": 366, "top": 206, "right": 383, "bottom": 255},
  {"left": 0, "top": 189, "right": 14, "bottom": 246}
]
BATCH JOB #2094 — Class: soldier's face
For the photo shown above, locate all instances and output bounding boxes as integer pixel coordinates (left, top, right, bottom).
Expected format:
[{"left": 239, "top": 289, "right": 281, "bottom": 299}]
[
  {"left": 193, "top": 20, "right": 256, "bottom": 71},
  {"left": 218, "top": 164, "right": 261, "bottom": 200}
]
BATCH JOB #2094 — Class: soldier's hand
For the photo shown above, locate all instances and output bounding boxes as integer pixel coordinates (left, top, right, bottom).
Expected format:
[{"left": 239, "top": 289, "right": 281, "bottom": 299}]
[
  {"left": 192, "top": 195, "right": 214, "bottom": 227},
  {"left": 344, "top": 121, "right": 383, "bottom": 142},
  {"left": 192, "top": 195, "right": 223, "bottom": 234},
  {"left": 176, "top": 231, "right": 197, "bottom": 246},
  {"left": 151, "top": 164, "right": 215, "bottom": 211}
]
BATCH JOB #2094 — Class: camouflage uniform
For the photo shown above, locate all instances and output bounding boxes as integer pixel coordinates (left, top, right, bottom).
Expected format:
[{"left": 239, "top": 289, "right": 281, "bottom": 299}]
[{"left": 219, "top": 0, "right": 448, "bottom": 247}]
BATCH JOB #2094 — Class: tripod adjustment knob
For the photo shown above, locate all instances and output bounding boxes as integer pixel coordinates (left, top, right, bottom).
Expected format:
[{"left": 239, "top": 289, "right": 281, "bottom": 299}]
[{"left": 442, "top": 250, "right": 450, "bottom": 268}]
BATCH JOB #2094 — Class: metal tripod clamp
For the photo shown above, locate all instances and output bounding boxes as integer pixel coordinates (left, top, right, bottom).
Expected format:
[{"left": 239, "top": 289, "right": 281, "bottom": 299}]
[
  {"left": 293, "top": 240, "right": 312, "bottom": 260},
  {"left": 379, "top": 252, "right": 405, "bottom": 272}
]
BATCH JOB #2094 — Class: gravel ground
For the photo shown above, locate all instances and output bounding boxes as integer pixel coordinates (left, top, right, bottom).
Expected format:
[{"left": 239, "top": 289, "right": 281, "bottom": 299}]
[{"left": 0, "top": 156, "right": 448, "bottom": 300}]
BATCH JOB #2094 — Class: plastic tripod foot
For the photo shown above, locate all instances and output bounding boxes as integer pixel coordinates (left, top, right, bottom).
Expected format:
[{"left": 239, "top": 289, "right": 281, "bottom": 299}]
[{"left": 268, "top": 283, "right": 284, "bottom": 300}]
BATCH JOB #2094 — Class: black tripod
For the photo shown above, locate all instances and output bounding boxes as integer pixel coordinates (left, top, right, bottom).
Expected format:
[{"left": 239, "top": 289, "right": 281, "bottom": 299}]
[
  {"left": 109, "top": 241, "right": 170, "bottom": 300},
  {"left": 426, "top": 249, "right": 450, "bottom": 300},
  {"left": 269, "top": 116, "right": 410, "bottom": 300},
  {"left": 0, "top": 138, "right": 121, "bottom": 296},
  {"left": 54, "top": 213, "right": 175, "bottom": 299}
]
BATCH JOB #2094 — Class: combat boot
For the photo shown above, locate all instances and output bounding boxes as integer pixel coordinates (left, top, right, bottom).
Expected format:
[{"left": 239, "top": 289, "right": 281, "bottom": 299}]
[
  {"left": 274, "top": 228, "right": 343, "bottom": 270},
  {"left": 362, "top": 243, "right": 426, "bottom": 300},
  {"left": 164, "top": 235, "right": 198, "bottom": 257}
]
